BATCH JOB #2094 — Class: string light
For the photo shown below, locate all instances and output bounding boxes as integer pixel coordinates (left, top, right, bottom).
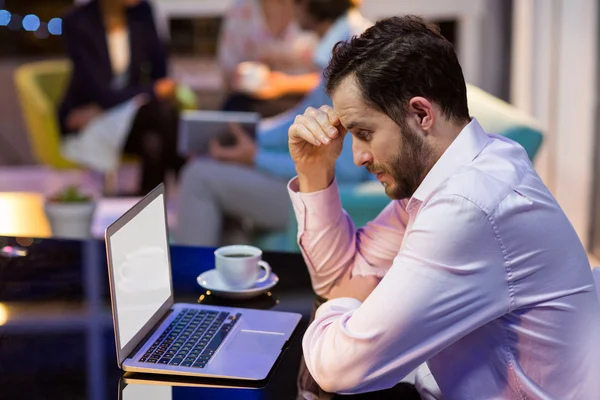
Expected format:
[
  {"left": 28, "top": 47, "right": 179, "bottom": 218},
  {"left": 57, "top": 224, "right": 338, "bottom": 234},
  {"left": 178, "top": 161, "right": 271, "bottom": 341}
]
[
  {"left": 0, "top": 7, "right": 62, "bottom": 37},
  {"left": 48, "top": 17, "right": 62, "bottom": 35},
  {"left": 0, "top": 9, "right": 10, "bottom": 26},
  {"left": 22, "top": 14, "right": 40, "bottom": 32}
]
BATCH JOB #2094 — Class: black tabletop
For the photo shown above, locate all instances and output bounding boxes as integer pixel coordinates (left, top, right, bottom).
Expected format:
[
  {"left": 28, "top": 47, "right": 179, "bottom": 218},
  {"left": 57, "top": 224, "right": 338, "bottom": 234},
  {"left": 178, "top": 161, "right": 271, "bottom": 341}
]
[{"left": 0, "top": 236, "right": 420, "bottom": 400}]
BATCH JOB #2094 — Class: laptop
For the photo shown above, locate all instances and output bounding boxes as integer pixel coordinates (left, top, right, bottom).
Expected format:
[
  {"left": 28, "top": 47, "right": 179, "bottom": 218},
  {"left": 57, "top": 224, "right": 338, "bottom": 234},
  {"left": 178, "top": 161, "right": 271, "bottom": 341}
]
[
  {"left": 177, "top": 110, "right": 260, "bottom": 156},
  {"left": 105, "top": 184, "right": 301, "bottom": 380}
]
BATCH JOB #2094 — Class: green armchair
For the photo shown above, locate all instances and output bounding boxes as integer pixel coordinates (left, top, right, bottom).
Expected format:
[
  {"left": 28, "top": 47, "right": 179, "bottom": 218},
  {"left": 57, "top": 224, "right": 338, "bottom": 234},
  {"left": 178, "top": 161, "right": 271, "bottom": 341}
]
[{"left": 258, "top": 83, "right": 544, "bottom": 252}]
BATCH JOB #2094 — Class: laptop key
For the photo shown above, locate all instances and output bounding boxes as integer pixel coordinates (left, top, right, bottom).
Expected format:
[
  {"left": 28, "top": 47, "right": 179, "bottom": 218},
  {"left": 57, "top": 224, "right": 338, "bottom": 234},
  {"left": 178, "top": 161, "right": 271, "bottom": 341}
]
[
  {"left": 181, "top": 360, "right": 194, "bottom": 367},
  {"left": 158, "top": 359, "right": 171, "bottom": 364},
  {"left": 169, "top": 357, "right": 184, "bottom": 366}
]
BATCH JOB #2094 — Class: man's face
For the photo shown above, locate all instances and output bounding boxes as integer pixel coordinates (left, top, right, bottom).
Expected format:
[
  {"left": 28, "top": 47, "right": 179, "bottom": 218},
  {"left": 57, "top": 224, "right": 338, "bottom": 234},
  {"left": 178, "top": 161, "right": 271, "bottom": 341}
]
[
  {"left": 332, "top": 76, "right": 434, "bottom": 200},
  {"left": 293, "top": 0, "right": 317, "bottom": 31}
]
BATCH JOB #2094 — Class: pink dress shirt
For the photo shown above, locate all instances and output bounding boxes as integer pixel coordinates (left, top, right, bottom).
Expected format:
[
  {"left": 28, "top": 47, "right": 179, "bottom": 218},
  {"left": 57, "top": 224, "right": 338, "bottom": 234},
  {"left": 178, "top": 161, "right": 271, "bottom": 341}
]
[{"left": 288, "top": 119, "right": 600, "bottom": 398}]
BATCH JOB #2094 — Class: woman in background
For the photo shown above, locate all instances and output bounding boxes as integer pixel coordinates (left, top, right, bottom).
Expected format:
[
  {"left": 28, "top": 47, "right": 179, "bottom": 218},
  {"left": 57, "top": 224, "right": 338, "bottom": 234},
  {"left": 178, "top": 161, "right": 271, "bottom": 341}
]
[
  {"left": 59, "top": 0, "right": 183, "bottom": 194},
  {"left": 218, "top": 0, "right": 320, "bottom": 117}
]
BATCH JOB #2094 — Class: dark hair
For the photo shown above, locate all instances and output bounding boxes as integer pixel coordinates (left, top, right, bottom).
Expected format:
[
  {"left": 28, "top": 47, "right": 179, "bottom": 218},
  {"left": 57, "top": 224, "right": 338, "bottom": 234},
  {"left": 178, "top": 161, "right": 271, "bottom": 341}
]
[
  {"left": 295, "top": 0, "right": 355, "bottom": 22},
  {"left": 325, "top": 16, "right": 470, "bottom": 125}
]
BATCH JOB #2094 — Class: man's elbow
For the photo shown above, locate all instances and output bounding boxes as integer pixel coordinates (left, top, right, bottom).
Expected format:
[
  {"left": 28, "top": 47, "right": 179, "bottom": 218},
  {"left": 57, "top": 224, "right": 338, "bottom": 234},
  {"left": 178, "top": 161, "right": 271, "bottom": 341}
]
[
  {"left": 315, "top": 374, "right": 360, "bottom": 394},
  {"left": 310, "top": 279, "right": 337, "bottom": 299},
  {"left": 308, "top": 356, "right": 368, "bottom": 394}
]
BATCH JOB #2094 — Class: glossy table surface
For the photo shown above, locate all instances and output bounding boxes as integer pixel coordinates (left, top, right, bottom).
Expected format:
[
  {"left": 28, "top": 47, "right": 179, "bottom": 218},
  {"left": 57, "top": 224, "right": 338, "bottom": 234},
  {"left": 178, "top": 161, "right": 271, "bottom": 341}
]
[{"left": 0, "top": 236, "right": 420, "bottom": 399}]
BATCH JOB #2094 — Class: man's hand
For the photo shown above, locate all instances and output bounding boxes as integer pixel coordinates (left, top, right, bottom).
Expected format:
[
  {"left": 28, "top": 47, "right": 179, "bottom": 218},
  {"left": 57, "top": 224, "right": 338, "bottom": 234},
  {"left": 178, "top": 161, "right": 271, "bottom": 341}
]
[
  {"left": 288, "top": 105, "right": 346, "bottom": 192},
  {"left": 209, "top": 123, "right": 257, "bottom": 166},
  {"left": 329, "top": 274, "right": 381, "bottom": 302}
]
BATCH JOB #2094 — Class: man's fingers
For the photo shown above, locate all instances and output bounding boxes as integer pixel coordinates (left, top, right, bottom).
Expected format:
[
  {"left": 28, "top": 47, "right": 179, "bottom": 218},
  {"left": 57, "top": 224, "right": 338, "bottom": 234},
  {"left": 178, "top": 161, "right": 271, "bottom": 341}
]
[
  {"left": 307, "top": 106, "right": 339, "bottom": 137},
  {"left": 319, "top": 105, "right": 341, "bottom": 127},
  {"left": 295, "top": 114, "right": 332, "bottom": 145},
  {"left": 289, "top": 123, "right": 322, "bottom": 147},
  {"left": 312, "top": 109, "right": 339, "bottom": 140}
]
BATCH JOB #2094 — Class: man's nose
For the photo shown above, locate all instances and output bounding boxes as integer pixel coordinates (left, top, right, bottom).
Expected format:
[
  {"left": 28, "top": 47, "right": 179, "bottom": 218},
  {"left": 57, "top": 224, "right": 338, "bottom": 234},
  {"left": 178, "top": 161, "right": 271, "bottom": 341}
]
[{"left": 352, "top": 139, "right": 372, "bottom": 167}]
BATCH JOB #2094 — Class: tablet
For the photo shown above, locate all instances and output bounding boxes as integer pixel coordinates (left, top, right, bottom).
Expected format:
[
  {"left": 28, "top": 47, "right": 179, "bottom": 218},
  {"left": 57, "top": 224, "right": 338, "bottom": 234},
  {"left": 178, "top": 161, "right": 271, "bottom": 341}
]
[{"left": 177, "top": 110, "right": 260, "bottom": 156}]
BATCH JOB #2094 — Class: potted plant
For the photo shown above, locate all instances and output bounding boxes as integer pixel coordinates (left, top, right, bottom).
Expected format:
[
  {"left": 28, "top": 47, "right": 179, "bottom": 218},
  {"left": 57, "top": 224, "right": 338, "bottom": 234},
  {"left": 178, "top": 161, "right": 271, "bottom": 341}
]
[{"left": 44, "top": 185, "right": 96, "bottom": 239}]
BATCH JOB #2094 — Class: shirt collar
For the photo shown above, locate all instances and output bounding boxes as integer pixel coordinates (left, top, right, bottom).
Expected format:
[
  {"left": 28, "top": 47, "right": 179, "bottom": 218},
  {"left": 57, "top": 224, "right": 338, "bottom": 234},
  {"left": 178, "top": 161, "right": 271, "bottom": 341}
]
[{"left": 409, "top": 118, "right": 490, "bottom": 206}]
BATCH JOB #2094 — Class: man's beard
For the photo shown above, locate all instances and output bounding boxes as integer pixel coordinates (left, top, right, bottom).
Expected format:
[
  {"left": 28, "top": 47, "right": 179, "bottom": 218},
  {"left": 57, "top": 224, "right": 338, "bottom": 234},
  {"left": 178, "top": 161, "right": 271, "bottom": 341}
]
[{"left": 368, "top": 124, "right": 433, "bottom": 200}]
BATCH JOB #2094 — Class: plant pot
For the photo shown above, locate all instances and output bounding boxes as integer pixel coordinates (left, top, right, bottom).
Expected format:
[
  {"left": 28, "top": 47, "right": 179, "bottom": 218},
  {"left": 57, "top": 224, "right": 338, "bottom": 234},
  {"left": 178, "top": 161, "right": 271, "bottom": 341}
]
[{"left": 44, "top": 201, "right": 96, "bottom": 239}]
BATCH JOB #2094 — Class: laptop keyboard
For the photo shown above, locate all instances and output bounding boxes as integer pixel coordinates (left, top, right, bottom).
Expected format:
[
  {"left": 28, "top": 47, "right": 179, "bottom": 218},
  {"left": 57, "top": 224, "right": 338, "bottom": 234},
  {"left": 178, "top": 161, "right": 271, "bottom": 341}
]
[{"left": 138, "top": 308, "right": 241, "bottom": 368}]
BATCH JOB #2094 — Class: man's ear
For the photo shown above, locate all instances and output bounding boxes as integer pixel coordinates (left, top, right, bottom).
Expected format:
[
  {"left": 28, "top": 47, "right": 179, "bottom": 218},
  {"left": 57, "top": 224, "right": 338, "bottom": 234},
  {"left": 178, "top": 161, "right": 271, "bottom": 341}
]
[{"left": 408, "top": 97, "right": 434, "bottom": 131}]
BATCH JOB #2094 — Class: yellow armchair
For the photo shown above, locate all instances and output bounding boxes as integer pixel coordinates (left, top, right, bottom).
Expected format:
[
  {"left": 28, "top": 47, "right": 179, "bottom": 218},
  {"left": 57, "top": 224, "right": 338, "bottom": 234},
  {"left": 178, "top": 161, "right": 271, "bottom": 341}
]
[
  {"left": 14, "top": 59, "right": 77, "bottom": 169},
  {"left": 15, "top": 59, "right": 197, "bottom": 174}
]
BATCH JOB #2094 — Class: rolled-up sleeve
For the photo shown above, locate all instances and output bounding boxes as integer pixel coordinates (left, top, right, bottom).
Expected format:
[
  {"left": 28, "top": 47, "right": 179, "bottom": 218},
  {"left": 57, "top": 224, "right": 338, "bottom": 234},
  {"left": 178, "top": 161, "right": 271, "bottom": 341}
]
[{"left": 288, "top": 179, "right": 408, "bottom": 296}]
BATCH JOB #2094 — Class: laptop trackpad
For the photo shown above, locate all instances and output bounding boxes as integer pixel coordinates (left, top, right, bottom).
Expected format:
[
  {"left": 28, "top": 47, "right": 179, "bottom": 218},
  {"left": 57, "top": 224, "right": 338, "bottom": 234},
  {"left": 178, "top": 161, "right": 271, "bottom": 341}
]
[{"left": 227, "top": 330, "right": 287, "bottom": 354}]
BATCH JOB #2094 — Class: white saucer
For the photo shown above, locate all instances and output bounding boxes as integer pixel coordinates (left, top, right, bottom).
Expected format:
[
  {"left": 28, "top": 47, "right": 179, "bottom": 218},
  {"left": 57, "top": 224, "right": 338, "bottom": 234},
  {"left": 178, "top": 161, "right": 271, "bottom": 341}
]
[{"left": 196, "top": 269, "right": 279, "bottom": 300}]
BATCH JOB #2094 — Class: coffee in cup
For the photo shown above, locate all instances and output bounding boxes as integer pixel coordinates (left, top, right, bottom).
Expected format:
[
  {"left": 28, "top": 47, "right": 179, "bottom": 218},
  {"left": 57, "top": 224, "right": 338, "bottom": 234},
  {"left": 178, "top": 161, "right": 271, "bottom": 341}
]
[{"left": 214, "top": 245, "right": 271, "bottom": 290}]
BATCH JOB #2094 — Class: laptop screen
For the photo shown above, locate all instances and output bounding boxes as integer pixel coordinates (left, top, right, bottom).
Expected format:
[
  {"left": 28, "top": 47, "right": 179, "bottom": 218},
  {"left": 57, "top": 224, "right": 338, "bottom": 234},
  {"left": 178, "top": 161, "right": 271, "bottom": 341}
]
[{"left": 108, "top": 193, "right": 172, "bottom": 350}]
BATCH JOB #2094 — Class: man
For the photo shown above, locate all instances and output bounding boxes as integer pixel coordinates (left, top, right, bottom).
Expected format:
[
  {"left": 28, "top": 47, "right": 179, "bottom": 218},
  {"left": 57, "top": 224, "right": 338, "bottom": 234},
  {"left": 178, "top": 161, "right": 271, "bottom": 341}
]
[
  {"left": 287, "top": 16, "right": 600, "bottom": 398},
  {"left": 174, "top": 0, "right": 371, "bottom": 246}
]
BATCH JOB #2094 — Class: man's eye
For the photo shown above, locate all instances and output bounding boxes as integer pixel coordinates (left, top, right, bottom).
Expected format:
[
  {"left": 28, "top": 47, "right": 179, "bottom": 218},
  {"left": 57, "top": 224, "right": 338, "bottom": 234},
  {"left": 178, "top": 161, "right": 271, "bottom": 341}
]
[{"left": 357, "top": 131, "right": 372, "bottom": 141}]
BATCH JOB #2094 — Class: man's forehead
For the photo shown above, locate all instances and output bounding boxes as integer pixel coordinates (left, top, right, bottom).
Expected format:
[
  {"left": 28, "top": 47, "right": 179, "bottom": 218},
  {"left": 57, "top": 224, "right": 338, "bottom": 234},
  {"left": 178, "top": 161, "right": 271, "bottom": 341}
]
[
  {"left": 332, "top": 80, "right": 365, "bottom": 114},
  {"left": 331, "top": 75, "right": 362, "bottom": 101}
]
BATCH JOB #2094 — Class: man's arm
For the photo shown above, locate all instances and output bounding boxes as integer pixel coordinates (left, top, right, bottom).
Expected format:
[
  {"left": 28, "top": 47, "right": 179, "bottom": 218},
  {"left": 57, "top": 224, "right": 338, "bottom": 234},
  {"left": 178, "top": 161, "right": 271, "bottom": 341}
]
[
  {"left": 302, "top": 195, "right": 510, "bottom": 393},
  {"left": 287, "top": 104, "right": 404, "bottom": 297},
  {"left": 288, "top": 179, "right": 408, "bottom": 297}
]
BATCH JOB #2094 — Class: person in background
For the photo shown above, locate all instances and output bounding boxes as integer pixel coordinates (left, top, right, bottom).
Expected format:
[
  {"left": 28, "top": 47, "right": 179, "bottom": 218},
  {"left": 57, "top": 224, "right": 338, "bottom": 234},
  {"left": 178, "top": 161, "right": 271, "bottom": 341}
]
[
  {"left": 287, "top": 15, "right": 600, "bottom": 398},
  {"left": 58, "top": 0, "right": 183, "bottom": 195},
  {"left": 218, "top": 0, "right": 321, "bottom": 117},
  {"left": 174, "top": 0, "right": 371, "bottom": 247}
]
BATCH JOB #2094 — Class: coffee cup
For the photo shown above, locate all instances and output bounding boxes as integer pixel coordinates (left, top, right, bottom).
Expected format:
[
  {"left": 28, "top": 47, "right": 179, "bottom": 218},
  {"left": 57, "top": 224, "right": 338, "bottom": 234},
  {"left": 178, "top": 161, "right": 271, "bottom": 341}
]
[
  {"left": 235, "top": 61, "right": 270, "bottom": 93},
  {"left": 214, "top": 245, "right": 271, "bottom": 290}
]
